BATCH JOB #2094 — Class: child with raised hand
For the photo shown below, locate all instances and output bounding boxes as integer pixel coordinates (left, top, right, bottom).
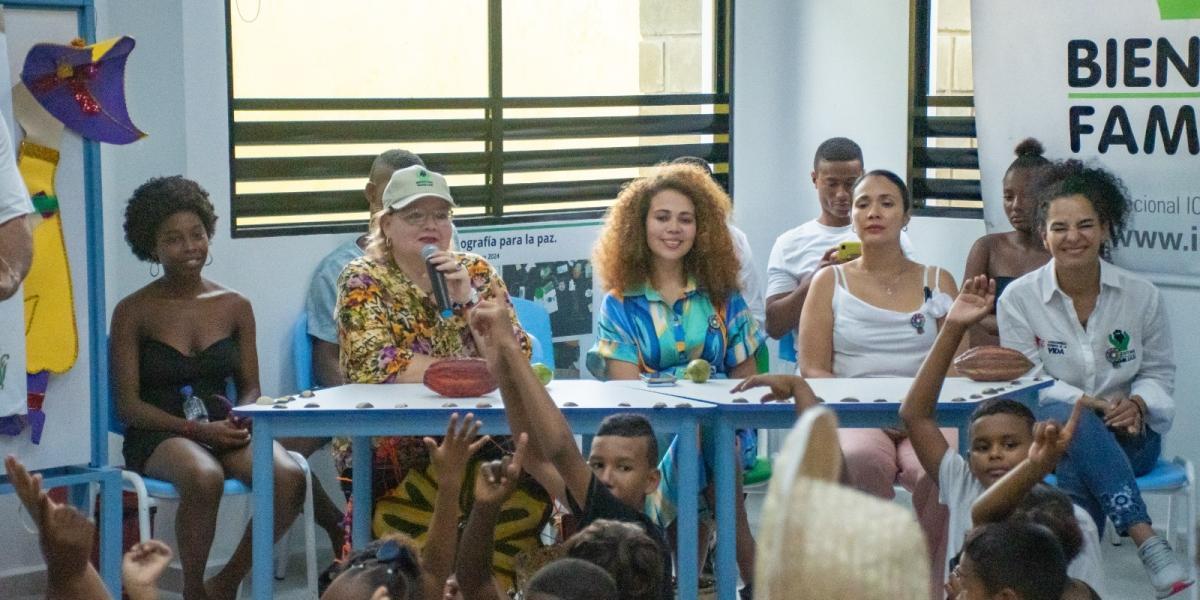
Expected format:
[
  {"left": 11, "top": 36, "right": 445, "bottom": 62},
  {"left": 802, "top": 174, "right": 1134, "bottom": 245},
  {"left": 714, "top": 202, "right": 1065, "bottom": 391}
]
[
  {"left": 122, "top": 540, "right": 173, "bottom": 600},
  {"left": 970, "top": 406, "right": 1103, "bottom": 600},
  {"left": 455, "top": 433, "right": 529, "bottom": 600},
  {"left": 466, "top": 299, "right": 672, "bottom": 600},
  {"left": 949, "top": 521, "right": 1069, "bottom": 600},
  {"left": 322, "top": 412, "right": 486, "bottom": 600},
  {"left": 899, "top": 275, "right": 1102, "bottom": 593},
  {"left": 6, "top": 454, "right": 111, "bottom": 600}
]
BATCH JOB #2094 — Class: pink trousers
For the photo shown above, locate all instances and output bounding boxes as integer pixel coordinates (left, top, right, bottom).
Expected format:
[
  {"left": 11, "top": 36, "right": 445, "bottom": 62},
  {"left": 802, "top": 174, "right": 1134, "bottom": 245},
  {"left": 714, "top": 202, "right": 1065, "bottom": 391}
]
[{"left": 838, "top": 427, "right": 958, "bottom": 599}]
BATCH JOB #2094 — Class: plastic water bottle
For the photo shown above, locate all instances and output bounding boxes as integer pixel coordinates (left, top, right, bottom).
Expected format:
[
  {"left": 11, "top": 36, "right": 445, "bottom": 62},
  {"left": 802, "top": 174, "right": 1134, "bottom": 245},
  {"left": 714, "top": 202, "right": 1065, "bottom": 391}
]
[{"left": 181, "top": 385, "right": 209, "bottom": 422}]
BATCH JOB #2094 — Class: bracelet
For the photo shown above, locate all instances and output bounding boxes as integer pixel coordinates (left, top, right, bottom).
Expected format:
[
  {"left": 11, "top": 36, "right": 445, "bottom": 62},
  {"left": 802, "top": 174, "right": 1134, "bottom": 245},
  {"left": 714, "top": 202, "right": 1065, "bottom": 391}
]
[{"left": 452, "top": 288, "right": 480, "bottom": 312}]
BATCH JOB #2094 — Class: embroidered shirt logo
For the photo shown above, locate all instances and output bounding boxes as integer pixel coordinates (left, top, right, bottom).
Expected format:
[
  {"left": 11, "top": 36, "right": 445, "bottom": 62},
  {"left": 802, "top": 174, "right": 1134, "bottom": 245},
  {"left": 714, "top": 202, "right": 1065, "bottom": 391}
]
[
  {"left": 1046, "top": 340, "right": 1068, "bottom": 355},
  {"left": 1105, "top": 329, "right": 1137, "bottom": 366}
]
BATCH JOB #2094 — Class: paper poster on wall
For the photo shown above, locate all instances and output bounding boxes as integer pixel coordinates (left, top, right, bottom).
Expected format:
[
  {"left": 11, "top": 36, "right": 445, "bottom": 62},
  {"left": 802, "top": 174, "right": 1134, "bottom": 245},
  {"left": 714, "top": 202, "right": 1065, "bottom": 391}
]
[
  {"left": 458, "top": 220, "right": 603, "bottom": 377},
  {"left": 972, "top": 0, "right": 1199, "bottom": 277}
]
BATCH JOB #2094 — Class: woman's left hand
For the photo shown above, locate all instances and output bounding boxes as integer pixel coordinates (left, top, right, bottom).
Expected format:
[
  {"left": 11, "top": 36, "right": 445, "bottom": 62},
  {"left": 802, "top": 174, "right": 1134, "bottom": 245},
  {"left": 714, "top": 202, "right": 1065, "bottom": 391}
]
[{"left": 427, "top": 251, "right": 473, "bottom": 305}]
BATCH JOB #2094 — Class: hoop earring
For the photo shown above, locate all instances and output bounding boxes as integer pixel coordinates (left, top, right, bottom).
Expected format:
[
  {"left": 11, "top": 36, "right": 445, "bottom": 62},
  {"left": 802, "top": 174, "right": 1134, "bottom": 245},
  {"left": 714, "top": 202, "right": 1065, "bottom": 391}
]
[
  {"left": 205, "top": 252, "right": 214, "bottom": 267},
  {"left": 150, "top": 262, "right": 160, "bottom": 277},
  {"left": 903, "top": 225, "right": 909, "bottom": 232}
]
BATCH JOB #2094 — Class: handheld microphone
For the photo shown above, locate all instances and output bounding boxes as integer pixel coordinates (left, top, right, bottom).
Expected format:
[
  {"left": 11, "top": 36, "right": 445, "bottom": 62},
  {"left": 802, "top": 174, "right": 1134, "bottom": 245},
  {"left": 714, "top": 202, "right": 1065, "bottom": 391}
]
[{"left": 421, "top": 244, "right": 454, "bottom": 317}]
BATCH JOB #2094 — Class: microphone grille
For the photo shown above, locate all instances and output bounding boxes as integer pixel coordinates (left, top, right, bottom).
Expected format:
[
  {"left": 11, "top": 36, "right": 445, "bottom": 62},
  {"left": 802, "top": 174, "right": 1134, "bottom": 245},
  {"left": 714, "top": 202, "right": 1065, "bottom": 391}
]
[{"left": 420, "top": 244, "right": 438, "bottom": 259}]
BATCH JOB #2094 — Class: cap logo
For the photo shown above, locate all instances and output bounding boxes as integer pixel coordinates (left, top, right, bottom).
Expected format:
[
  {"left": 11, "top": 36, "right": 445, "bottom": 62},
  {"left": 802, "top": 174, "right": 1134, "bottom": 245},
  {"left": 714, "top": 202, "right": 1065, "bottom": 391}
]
[{"left": 416, "top": 170, "right": 433, "bottom": 187}]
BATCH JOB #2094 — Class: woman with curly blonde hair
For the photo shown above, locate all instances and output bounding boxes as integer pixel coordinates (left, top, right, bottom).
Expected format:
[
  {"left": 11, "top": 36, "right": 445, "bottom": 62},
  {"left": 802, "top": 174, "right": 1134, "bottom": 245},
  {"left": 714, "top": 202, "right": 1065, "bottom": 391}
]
[
  {"left": 588, "top": 164, "right": 759, "bottom": 381},
  {"left": 587, "top": 163, "right": 763, "bottom": 597}
]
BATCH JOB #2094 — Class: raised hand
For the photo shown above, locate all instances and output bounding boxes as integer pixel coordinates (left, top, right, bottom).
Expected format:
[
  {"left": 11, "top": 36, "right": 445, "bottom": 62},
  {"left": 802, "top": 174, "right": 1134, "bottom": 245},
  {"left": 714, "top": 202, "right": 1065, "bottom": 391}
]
[
  {"left": 5, "top": 454, "right": 46, "bottom": 522},
  {"left": 39, "top": 492, "right": 96, "bottom": 578},
  {"left": 473, "top": 433, "right": 527, "bottom": 506},
  {"left": 123, "top": 540, "right": 173, "bottom": 600},
  {"left": 1028, "top": 400, "right": 1083, "bottom": 475},
  {"left": 946, "top": 274, "right": 995, "bottom": 328},
  {"left": 424, "top": 413, "right": 489, "bottom": 485},
  {"left": 468, "top": 300, "right": 520, "bottom": 368},
  {"left": 730, "top": 374, "right": 820, "bottom": 413}
]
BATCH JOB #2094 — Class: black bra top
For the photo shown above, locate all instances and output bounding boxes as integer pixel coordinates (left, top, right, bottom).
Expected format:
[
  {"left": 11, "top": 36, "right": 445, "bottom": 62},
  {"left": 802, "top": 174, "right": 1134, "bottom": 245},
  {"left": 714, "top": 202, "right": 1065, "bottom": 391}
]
[{"left": 138, "top": 337, "right": 238, "bottom": 417}]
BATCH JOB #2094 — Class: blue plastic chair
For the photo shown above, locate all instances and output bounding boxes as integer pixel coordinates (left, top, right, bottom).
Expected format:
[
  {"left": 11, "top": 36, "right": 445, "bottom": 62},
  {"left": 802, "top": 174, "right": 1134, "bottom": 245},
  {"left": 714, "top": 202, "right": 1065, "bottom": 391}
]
[
  {"left": 511, "top": 297, "right": 555, "bottom": 370},
  {"left": 778, "top": 331, "right": 797, "bottom": 363},
  {"left": 293, "top": 311, "right": 315, "bottom": 392},
  {"left": 109, "top": 376, "right": 317, "bottom": 595}
]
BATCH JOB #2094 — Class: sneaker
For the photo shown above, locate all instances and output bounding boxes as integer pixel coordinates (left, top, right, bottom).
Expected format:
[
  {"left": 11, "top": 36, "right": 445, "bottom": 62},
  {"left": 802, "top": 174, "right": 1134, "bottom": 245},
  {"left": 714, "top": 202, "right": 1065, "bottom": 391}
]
[
  {"left": 1137, "top": 535, "right": 1195, "bottom": 598},
  {"left": 738, "top": 583, "right": 754, "bottom": 600}
]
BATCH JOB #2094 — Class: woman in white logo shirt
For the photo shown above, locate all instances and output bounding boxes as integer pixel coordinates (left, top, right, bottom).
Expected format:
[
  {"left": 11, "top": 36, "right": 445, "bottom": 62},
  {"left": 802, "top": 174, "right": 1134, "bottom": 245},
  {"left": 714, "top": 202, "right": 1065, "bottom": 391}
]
[{"left": 997, "top": 160, "right": 1191, "bottom": 598}]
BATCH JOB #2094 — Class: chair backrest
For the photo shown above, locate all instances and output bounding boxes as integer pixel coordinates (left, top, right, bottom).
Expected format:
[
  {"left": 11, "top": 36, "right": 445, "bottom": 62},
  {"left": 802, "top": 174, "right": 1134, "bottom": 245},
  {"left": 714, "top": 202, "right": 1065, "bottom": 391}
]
[
  {"left": 510, "top": 296, "right": 555, "bottom": 370},
  {"left": 778, "top": 331, "right": 797, "bottom": 363},
  {"left": 293, "top": 311, "right": 315, "bottom": 392}
]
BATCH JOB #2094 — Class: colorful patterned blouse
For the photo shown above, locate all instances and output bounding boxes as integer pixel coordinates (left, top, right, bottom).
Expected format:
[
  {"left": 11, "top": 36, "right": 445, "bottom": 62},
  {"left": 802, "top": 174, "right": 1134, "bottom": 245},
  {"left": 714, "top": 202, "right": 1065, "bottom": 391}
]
[
  {"left": 587, "top": 278, "right": 763, "bottom": 380},
  {"left": 332, "top": 251, "right": 531, "bottom": 485}
]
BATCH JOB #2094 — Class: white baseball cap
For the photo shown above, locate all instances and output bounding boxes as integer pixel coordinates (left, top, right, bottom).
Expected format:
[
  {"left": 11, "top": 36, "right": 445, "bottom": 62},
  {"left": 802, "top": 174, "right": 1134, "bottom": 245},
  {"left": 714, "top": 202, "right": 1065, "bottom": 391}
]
[{"left": 381, "top": 165, "right": 456, "bottom": 212}]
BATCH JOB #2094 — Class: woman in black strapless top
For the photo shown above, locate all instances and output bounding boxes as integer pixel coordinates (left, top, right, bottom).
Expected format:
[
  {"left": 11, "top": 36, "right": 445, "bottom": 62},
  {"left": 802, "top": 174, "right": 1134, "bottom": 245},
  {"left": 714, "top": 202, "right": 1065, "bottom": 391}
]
[
  {"left": 963, "top": 138, "right": 1052, "bottom": 347},
  {"left": 110, "top": 177, "right": 305, "bottom": 600}
]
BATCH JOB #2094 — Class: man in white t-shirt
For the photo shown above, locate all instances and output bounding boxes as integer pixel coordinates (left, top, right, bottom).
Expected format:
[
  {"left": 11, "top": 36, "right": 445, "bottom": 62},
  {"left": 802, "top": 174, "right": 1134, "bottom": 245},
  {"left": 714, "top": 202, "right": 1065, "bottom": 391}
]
[
  {"left": 0, "top": 116, "right": 35, "bottom": 423},
  {"left": 764, "top": 138, "right": 913, "bottom": 358}
]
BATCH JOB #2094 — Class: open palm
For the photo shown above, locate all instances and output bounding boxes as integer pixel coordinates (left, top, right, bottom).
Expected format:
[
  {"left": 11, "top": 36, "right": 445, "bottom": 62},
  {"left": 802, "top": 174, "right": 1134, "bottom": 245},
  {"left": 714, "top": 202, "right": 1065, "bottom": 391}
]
[{"left": 946, "top": 274, "right": 995, "bottom": 328}]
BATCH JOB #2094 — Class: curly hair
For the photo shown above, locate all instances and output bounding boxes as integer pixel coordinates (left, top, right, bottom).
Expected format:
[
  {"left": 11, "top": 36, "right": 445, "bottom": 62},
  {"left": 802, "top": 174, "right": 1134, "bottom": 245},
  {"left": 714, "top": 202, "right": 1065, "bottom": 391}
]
[
  {"left": 564, "top": 519, "right": 664, "bottom": 600},
  {"left": 1035, "top": 159, "right": 1131, "bottom": 260},
  {"left": 593, "top": 164, "right": 741, "bottom": 305},
  {"left": 123, "top": 176, "right": 217, "bottom": 262}
]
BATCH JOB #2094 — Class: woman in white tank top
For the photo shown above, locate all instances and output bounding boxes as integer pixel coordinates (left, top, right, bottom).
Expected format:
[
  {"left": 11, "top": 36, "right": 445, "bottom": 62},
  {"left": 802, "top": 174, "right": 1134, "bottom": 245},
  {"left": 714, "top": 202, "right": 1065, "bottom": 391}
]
[{"left": 798, "top": 170, "right": 959, "bottom": 593}]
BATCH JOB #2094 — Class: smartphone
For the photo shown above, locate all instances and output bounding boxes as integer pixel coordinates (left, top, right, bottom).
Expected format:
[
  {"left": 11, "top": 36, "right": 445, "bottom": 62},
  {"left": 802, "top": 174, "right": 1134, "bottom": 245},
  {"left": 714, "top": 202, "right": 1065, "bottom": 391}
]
[
  {"left": 640, "top": 373, "right": 677, "bottom": 387},
  {"left": 836, "top": 241, "right": 862, "bottom": 262}
]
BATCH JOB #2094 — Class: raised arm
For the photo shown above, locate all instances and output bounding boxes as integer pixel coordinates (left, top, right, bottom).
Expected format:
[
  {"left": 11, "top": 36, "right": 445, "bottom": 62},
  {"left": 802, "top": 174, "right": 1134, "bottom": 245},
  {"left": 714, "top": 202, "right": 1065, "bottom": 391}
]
[
  {"left": 456, "top": 435, "right": 527, "bottom": 600},
  {"left": 469, "top": 300, "right": 593, "bottom": 506},
  {"left": 420, "top": 413, "right": 489, "bottom": 596},
  {"left": 797, "top": 267, "right": 837, "bottom": 378},
  {"left": 972, "top": 401, "right": 1082, "bottom": 525},
  {"left": 901, "top": 275, "right": 994, "bottom": 484}
]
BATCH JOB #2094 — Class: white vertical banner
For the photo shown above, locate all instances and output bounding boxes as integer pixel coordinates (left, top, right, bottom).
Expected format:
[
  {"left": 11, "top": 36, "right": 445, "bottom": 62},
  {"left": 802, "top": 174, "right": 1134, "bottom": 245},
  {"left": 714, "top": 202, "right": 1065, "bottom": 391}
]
[{"left": 972, "top": 0, "right": 1200, "bottom": 276}]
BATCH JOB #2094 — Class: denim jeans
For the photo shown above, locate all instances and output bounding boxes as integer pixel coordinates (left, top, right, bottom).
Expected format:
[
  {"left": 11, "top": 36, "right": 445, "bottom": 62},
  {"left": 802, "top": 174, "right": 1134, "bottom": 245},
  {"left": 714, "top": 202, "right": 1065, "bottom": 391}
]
[{"left": 1037, "top": 401, "right": 1162, "bottom": 535}]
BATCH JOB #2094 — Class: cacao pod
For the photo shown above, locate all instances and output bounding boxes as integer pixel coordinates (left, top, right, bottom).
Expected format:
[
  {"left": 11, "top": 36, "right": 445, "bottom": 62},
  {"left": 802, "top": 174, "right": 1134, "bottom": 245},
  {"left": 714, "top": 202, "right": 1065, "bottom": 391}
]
[
  {"left": 424, "top": 358, "right": 499, "bottom": 397},
  {"left": 953, "top": 346, "right": 1034, "bottom": 382}
]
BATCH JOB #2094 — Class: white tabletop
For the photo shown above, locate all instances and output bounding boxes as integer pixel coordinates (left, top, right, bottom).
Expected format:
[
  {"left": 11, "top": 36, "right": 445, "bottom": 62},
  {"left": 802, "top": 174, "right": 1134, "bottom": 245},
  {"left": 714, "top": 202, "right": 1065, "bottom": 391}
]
[
  {"left": 234, "top": 380, "right": 714, "bottom": 414},
  {"left": 612, "top": 376, "right": 1049, "bottom": 407}
]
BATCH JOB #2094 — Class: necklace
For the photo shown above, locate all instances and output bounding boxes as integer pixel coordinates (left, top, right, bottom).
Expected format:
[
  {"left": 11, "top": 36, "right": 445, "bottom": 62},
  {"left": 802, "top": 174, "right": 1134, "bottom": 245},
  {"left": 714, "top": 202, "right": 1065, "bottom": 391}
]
[{"left": 875, "top": 265, "right": 908, "bottom": 296}]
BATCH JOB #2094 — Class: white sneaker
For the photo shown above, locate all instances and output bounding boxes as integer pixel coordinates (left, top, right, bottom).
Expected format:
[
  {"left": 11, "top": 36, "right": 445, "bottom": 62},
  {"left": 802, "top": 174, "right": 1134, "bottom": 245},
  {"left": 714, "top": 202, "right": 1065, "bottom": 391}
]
[{"left": 1138, "top": 535, "right": 1195, "bottom": 598}]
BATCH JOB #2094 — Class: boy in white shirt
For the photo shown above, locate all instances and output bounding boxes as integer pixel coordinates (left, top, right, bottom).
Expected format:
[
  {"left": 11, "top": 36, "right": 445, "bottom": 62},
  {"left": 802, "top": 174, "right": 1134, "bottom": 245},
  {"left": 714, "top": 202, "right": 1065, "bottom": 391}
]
[
  {"left": 900, "top": 275, "right": 1104, "bottom": 595},
  {"left": 764, "top": 138, "right": 913, "bottom": 359}
]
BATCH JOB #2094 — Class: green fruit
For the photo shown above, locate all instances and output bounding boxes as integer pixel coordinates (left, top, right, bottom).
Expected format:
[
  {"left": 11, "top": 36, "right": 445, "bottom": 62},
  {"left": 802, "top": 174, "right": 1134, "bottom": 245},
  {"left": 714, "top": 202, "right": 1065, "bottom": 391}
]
[
  {"left": 532, "top": 363, "right": 553, "bottom": 386},
  {"left": 685, "top": 359, "right": 711, "bottom": 383}
]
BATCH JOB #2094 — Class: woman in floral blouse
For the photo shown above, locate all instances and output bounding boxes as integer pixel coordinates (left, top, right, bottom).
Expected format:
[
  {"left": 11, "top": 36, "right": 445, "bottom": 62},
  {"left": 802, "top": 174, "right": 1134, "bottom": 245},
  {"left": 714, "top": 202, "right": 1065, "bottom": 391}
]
[{"left": 333, "top": 166, "right": 544, "bottom": 587}]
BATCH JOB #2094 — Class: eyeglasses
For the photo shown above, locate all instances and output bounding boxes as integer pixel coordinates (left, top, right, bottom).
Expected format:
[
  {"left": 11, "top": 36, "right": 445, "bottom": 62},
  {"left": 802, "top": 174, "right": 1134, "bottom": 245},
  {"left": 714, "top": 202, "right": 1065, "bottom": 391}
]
[{"left": 397, "top": 209, "right": 452, "bottom": 226}]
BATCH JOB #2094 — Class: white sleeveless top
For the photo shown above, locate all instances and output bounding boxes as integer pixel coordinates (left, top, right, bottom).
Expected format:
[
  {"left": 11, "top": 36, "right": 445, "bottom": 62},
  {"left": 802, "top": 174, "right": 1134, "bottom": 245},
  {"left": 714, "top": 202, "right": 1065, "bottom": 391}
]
[{"left": 831, "top": 265, "right": 953, "bottom": 378}]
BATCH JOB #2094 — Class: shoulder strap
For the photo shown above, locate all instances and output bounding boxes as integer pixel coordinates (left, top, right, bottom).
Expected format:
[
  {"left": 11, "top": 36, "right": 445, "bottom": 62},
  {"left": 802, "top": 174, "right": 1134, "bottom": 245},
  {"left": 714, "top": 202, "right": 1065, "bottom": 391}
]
[{"left": 832, "top": 265, "right": 847, "bottom": 289}]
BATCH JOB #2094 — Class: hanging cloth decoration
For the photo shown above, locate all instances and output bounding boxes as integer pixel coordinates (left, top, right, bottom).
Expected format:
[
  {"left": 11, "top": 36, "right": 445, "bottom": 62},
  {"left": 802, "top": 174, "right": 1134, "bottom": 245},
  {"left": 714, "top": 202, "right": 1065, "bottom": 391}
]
[
  {"left": 14, "top": 82, "right": 75, "bottom": 377},
  {"left": 20, "top": 36, "right": 145, "bottom": 145}
]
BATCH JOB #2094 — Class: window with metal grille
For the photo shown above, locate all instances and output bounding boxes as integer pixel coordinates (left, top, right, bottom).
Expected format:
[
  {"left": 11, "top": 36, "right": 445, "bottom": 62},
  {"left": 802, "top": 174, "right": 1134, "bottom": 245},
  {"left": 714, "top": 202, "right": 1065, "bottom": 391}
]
[
  {"left": 907, "top": 0, "right": 981, "bottom": 217},
  {"left": 225, "top": 0, "right": 733, "bottom": 237}
]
